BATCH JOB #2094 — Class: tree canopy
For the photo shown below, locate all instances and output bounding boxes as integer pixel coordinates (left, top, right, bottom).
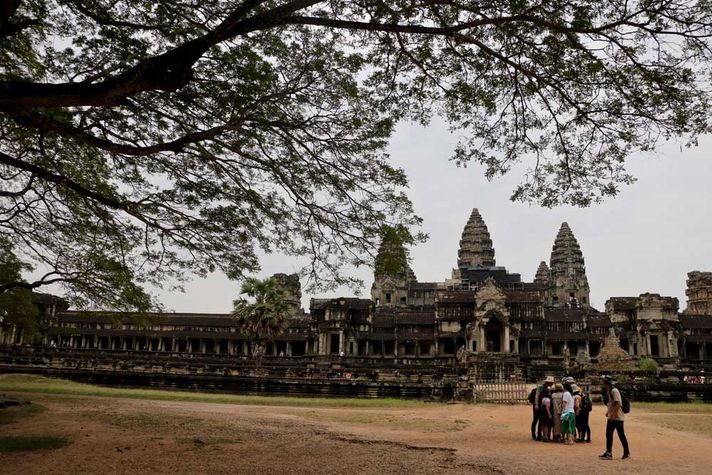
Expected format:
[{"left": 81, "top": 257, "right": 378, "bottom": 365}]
[
  {"left": 0, "top": 237, "right": 40, "bottom": 340},
  {"left": 1, "top": 1, "right": 710, "bottom": 309}
]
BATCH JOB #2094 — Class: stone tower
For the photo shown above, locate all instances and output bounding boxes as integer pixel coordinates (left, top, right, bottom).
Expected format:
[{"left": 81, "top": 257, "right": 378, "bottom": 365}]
[
  {"left": 457, "top": 208, "right": 496, "bottom": 268},
  {"left": 371, "top": 236, "right": 417, "bottom": 307},
  {"left": 272, "top": 273, "right": 302, "bottom": 312},
  {"left": 534, "top": 261, "right": 550, "bottom": 286},
  {"left": 548, "top": 222, "right": 590, "bottom": 307},
  {"left": 685, "top": 271, "right": 712, "bottom": 314}
]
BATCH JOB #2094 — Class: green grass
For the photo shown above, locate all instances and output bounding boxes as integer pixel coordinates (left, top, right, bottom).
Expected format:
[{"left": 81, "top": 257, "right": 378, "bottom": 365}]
[
  {"left": 0, "top": 374, "right": 426, "bottom": 408},
  {"left": 0, "top": 436, "right": 69, "bottom": 453},
  {"left": 637, "top": 401, "right": 712, "bottom": 413}
]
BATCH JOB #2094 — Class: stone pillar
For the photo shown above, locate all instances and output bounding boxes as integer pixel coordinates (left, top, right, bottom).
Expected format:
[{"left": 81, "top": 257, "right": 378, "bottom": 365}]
[
  {"left": 478, "top": 326, "right": 486, "bottom": 353},
  {"left": 286, "top": 342, "right": 292, "bottom": 356},
  {"left": 503, "top": 326, "right": 510, "bottom": 353},
  {"left": 339, "top": 332, "right": 345, "bottom": 355}
]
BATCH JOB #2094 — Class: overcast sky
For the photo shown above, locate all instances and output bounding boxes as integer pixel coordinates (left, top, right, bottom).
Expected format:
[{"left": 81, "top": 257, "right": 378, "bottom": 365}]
[{"left": 155, "top": 119, "right": 712, "bottom": 314}]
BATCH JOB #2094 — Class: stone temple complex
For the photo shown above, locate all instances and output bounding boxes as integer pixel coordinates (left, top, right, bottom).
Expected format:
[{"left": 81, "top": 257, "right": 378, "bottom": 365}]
[{"left": 1, "top": 209, "right": 712, "bottom": 384}]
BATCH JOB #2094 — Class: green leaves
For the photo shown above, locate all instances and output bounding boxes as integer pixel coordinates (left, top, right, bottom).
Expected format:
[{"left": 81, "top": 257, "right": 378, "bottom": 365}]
[
  {"left": 0, "top": 0, "right": 710, "bottom": 308},
  {"left": 231, "top": 276, "right": 291, "bottom": 354}
]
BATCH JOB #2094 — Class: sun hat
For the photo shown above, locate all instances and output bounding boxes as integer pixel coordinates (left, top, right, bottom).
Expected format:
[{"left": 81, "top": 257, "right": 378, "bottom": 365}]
[
  {"left": 544, "top": 376, "right": 555, "bottom": 384},
  {"left": 562, "top": 376, "right": 575, "bottom": 384},
  {"left": 554, "top": 383, "right": 564, "bottom": 391},
  {"left": 571, "top": 384, "right": 581, "bottom": 394}
]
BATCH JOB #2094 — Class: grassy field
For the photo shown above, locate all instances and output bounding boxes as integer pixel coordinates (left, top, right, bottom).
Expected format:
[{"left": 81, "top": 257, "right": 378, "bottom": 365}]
[{"left": 0, "top": 374, "right": 426, "bottom": 408}]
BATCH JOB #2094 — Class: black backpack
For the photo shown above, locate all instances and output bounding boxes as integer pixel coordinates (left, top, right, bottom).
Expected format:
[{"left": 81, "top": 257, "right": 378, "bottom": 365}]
[
  {"left": 528, "top": 387, "right": 537, "bottom": 405},
  {"left": 620, "top": 391, "right": 631, "bottom": 414},
  {"left": 582, "top": 393, "right": 593, "bottom": 412}
]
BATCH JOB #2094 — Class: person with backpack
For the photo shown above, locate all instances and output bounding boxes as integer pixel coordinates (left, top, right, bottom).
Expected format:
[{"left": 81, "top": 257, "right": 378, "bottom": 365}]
[
  {"left": 530, "top": 376, "right": 554, "bottom": 440},
  {"left": 577, "top": 387, "right": 593, "bottom": 443},
  {"left": 599, "top": 375, "right": 630, "bottom": 460}
]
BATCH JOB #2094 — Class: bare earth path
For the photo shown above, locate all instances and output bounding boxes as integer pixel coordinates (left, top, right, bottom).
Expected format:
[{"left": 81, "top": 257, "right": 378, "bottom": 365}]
[{"left": 2, "top": 394, "right": 711, "bottom": 474}]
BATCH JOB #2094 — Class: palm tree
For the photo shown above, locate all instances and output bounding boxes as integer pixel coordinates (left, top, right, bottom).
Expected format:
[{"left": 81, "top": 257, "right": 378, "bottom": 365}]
[{"left": 231, "top": 277, "right": 291, "bottom": 362}]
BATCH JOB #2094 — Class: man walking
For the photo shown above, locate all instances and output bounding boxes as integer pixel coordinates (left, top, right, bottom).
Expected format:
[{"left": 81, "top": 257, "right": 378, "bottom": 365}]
[{"left": 599, "top": 375, "right": 630, "bottom": 460}]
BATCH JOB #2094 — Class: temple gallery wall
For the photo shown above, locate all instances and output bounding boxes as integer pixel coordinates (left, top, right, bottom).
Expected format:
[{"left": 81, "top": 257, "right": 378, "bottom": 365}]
[{"left": 2, "top": 209, "right": 712, "bottom": 376}]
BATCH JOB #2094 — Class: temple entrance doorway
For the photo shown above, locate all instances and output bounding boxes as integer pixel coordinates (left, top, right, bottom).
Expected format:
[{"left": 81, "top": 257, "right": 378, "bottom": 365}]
[
  {"left": 485, "top": 317, "right": 503, "bottom": 352},
  {"left": 330, "top": 333, "right": 340, "bottom": 354}
]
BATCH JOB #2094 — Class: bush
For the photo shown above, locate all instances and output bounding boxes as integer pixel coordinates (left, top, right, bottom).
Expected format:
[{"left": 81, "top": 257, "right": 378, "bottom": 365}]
[{"left": 637, "top": 357, "right": 660, "bottom": 373}]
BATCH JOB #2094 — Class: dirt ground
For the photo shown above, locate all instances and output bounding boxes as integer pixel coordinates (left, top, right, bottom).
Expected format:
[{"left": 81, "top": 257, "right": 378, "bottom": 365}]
[{"left": 1, "top": 394, "right": 711, "bottom": 475}]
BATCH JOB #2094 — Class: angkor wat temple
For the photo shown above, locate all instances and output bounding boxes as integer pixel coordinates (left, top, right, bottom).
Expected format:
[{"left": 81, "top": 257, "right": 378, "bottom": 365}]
[{"left": 2, "top": 209, "right": 712, "bottom": 388}]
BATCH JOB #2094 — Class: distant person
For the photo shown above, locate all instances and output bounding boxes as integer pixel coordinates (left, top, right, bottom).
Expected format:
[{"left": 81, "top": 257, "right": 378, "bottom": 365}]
[
  {"left": 529, "top": 385, "right": 539, "bottom": 440},
  {"left": 577, "top": 386, "right": 593, "bottom": 443},
  {"left": 531, "top": 376, "right": 555, "bottom": 440},
  {"left": 551, "top": 383, "right": 564, "bottom": 442},
  {"left": 561, "top": 382, "right": 576, "bottom": 445},
  {"left": 541, "top": 389, "right": 553, "bottom": 442},
  {"left": 599, "top": 376, "right": 630, "bottom": 460}
]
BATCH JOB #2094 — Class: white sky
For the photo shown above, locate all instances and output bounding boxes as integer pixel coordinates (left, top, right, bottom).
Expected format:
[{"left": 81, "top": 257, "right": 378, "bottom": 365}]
[{"left": 154, "top": 118, "right": 712, "bottom": 314}]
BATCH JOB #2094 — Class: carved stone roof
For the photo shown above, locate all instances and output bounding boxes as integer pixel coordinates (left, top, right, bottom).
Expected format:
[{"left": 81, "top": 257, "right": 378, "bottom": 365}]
[
  {"left": 503, "top": 288, "right": 543, "bottom": 303},
  {"left": 543, "top": 308, "right": 586, "bottom": 322},
  {"left": 310, "top": 298, "right": 371, "bottom": 310},
  {"left": 587, "top": 314, "right": 612, "bottom": 327},
  {"left": 606, "top": 297, "right": 638, "bottom": 312},
  {"left": 457, "top": 208, "right": 495, "bottom": 268},
  {"left": 436, "top": 290, "right": 476, "bottom": 303},
  {"left": 679, "top": 314, "right": 712, "bottom": 329},
  {"left": 410, "top": 282, "right": 439, "bottom": 290}
]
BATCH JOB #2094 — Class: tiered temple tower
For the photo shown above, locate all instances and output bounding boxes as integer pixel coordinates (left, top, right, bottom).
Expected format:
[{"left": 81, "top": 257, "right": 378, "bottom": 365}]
[
  {"left": 457, "top": 208, "right": 496, "bottom": 268},
  {"left": 534, "top": 261, "right": 550, "bottom": 287},
  {"left": 272, "top": 273, "right": 303, "bottom": 312},
  {"left": 371, "top": 235, "right": 417, "bottom": 307},
  {"left": 548, "top": 222, "right": 590, "bottom": 307},
  {"left": 685, "top": 271, "right": 712, "bottom": 315}
]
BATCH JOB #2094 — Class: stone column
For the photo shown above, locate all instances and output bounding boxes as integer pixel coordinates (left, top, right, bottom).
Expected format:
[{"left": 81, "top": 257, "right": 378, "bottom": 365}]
[
  {"left": 478, "top": 326, "right": 486, "bottom": 353},
  {"left": 503, "top": 326, "right": 510, "bottom": 353},
  {"left": 286, "top": 342, "right": 292, "bottom": 356}
]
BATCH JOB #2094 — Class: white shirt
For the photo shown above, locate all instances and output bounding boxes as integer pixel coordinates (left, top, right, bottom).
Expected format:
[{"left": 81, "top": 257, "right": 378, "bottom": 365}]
[{"left": 562, "top": 391, "right": 575, "bottom": 414}]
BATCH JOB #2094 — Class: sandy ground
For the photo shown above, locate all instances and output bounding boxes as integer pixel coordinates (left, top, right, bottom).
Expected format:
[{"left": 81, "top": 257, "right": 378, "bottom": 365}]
[{"left": 1, "top": 395, "right": 711, "bottom": 475}]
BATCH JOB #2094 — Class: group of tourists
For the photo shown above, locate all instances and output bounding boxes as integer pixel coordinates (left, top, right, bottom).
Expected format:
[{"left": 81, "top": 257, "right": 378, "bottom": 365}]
[
  {"left": 528, "top": 375, "right": 631, "bottom": 460},
  {"left": 529, "top": 376, "right": 591, "bottom": 445}
]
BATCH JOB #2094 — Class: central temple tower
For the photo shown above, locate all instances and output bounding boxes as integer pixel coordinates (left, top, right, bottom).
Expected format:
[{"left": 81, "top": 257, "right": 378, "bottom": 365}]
[
  {"left": 548, "top": 222, "right": 590, "bottom": 307},
  {"left": 457, "top": 208, "right": 496, "bottom": 268}
]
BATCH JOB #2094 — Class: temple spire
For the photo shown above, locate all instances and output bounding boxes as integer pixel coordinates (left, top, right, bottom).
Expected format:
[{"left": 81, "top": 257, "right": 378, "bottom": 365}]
[
  {"left": 457, "top": 208, "right": 496, "bottom": 268},
  {"left": 534, "top": 261, "right": 550, "bottom": 286},
  {"left": 371, "top": 233, "right": 416, "bottom": 307},
  {"left": 548, "top": 222, "right": 590, "bottom": 307}
]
